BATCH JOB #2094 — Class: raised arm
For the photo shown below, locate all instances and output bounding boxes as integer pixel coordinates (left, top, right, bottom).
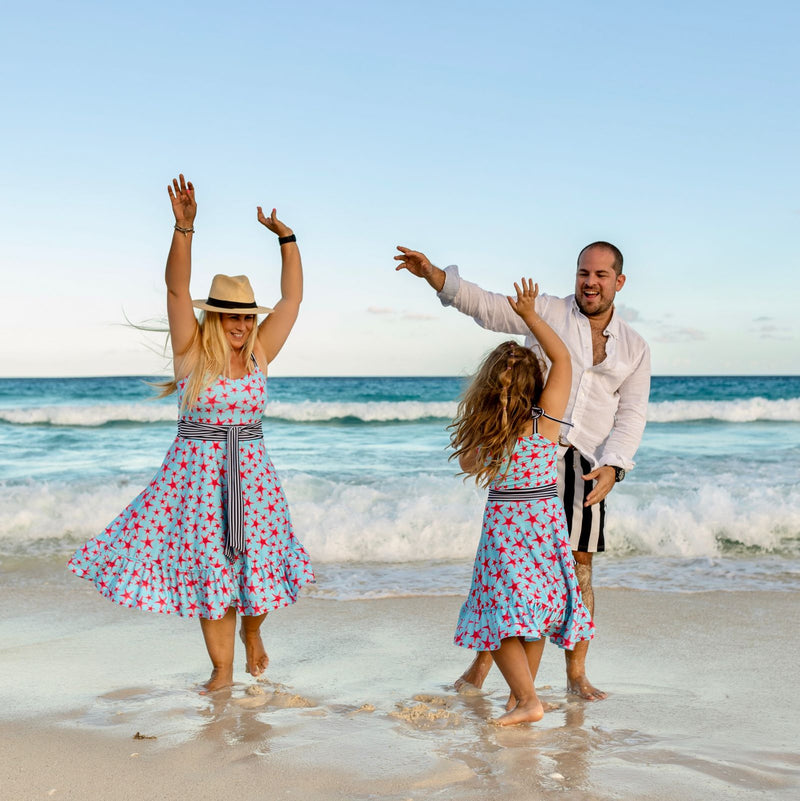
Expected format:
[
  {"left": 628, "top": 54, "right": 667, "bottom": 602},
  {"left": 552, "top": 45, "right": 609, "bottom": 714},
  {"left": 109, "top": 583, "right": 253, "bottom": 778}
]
[
  {"left": 395, "top": 246, "right": 530, "bottom": 336},
  {"left": 165, "top": 174, "right": 200, "bottom": 373},
  {"left": 255, "top": 207, "right": 302, "bottom": 364},
  {"left": 507, "top": 278, "right": 572, "bottom": 442}
]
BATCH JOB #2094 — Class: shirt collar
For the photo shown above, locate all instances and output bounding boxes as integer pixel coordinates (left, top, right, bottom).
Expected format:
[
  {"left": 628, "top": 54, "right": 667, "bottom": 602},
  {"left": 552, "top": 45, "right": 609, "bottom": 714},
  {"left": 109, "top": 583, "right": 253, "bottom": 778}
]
[{"left": 569, "top": 294, "right": 621, "bottom": 338}]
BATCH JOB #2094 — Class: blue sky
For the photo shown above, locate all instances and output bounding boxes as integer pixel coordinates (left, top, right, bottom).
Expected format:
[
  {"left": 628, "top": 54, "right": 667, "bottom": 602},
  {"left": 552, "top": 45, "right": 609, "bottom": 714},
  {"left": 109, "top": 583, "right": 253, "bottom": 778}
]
[{"left": 1, "top": 0, "right": 797, "bottom": 376}]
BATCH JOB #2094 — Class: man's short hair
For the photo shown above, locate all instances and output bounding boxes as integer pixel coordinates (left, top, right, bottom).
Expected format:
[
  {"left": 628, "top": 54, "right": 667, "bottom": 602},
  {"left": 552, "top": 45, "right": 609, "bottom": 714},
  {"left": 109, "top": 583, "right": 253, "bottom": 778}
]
[{"left": 577, "top": 241, "right": 624, "bottom": 275}]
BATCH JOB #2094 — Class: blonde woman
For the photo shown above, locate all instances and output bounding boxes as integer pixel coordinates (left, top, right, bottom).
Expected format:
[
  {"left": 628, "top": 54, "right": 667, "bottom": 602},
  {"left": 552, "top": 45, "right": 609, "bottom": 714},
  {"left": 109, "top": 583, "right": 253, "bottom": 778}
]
[
  {"left": 451, "top": 279, "right": 593, "bottom": 725},
  {"left": 68, "top": 175, "right": 313, "bottom": 691}
]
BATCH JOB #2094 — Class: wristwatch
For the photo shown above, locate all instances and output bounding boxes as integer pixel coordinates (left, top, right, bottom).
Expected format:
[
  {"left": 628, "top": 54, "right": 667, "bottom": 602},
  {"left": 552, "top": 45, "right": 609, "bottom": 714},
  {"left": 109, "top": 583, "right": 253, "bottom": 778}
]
[{"left": 609, "top": 465, "right": 625, "bottom": 482}]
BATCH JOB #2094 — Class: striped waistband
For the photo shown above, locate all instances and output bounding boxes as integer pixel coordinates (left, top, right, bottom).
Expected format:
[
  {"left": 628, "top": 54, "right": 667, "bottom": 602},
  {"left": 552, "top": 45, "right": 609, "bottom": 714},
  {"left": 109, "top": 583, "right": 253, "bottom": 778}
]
[
  {"left": 177, "top": 420, "right": 264, "bottom": 562},
  {"left": 177, "top": 420, "right": 263, "bottom": 442},
  {"left": 487, "top": 482, "right": 558, "bottom": 502}
]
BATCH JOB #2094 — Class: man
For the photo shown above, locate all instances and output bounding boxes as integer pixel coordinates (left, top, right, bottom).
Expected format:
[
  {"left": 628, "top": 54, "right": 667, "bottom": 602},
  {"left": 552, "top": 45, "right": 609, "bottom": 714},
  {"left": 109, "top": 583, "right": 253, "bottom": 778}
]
[{"left": 395, "top": 241, "right": 650, "bottom": 700}]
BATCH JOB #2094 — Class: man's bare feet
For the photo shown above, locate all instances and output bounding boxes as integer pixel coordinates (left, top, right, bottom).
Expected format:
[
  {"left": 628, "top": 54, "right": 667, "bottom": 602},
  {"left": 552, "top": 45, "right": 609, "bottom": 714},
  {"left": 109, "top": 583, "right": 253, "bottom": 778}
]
[
  {"left": 494, "top": 698, "right": 544, "bottom": 726},
  {"left": 200, "top": 666, "right": 233, "bottom": 693},
  {"left": 239, "top": 627, "right": 269, "bottom": 676},
  {"left": 567, "top": 674, "right": 607, "bottom": 701},
  {"left": 455, "top": 652, "right": 493, "bottom": 692}
]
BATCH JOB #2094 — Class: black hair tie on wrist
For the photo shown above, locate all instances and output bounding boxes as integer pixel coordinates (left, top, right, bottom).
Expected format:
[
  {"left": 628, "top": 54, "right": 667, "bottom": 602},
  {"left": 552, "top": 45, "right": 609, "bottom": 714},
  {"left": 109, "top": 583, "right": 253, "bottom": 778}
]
[{"left": 278, "top": 234, "right": 297, "bottom": 245}]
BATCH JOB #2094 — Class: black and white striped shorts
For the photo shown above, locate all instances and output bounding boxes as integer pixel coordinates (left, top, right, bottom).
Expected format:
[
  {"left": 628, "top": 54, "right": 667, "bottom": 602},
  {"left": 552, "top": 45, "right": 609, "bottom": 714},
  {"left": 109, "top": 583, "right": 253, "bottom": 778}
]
[{"left": 557, "top": 446, "right": 606, "bottom": 553}]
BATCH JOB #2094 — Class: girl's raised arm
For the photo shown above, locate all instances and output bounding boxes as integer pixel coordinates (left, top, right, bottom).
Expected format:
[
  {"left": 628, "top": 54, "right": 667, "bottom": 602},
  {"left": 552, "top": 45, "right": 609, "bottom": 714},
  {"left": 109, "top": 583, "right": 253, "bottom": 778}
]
[
  {"left": 507, "top": 278, "right": 572, "bottom": 441},
  {"left": 255, "top": 207, "right": 302, "bottom": 365},
  {"left": 165, "top": 174, "right": 200, "bottom": 372}
]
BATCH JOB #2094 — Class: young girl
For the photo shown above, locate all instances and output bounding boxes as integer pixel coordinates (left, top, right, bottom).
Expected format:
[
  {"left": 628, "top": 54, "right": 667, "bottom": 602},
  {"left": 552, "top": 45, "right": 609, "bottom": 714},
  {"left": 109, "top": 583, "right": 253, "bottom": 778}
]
[
  {"left": 451, "top": 278, "right": 594, "bottom": 725},
  {"left": 68, "top": 175, "right": 314, "bottom": 691}
]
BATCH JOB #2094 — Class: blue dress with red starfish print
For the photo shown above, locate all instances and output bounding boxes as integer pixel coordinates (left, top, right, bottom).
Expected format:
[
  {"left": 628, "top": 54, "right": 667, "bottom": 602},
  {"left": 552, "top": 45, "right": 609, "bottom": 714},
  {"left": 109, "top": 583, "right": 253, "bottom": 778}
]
[
  {"left": 454, "top": 433, "right": 594, "bottom": 651},
  {"left": 67, "top": 366, "right": 314, "bottom": 620}
]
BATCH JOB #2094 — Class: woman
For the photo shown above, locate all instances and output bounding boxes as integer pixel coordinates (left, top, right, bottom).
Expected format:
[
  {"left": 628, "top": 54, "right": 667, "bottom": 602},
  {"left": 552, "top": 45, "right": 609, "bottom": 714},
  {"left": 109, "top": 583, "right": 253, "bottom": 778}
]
[{"left": 68, "top": 175, "right": 314, "bottom": 691}]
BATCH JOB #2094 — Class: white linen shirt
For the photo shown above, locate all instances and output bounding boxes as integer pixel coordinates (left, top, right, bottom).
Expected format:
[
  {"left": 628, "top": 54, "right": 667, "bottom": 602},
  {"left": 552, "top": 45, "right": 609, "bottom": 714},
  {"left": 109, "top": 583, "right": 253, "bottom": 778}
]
[{"left": 438, "top": 265, "right": 651, "bottom": 471}]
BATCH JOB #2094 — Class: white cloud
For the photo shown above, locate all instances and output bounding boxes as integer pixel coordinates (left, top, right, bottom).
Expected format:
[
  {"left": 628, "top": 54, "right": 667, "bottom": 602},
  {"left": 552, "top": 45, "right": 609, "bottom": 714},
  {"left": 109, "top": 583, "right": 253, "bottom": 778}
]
[
  {"left": 401, "top": 312, "right": 437, "bottom": 322},
  {"left": 653, "top": 326, "right": 706, "bottom": 344},
  {"left": 616, "top": 303, "right": 640, "bottom": 323},
  {"left": 750, "top": 320, "right": 793, "bottom": 341}
]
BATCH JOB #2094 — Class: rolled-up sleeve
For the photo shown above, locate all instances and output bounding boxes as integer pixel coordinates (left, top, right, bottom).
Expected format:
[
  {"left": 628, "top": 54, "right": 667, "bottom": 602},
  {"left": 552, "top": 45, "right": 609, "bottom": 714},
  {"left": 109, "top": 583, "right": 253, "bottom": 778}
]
[
  {"left": 437, "top": 265, "right": 530, "bottom": 335},
  {"left": 598, "top": 344, "right": 651, "bottom": 471}
]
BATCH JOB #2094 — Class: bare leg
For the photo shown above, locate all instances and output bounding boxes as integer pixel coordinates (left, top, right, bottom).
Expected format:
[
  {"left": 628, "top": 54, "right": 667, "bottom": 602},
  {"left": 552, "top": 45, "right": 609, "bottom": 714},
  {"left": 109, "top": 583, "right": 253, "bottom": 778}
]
[
  {"left": 455, "top": 650, "right": 494, "bottom": 691},
  {"left": 490, "top": 637, "right": 545, "bottom": 726},
  {"left": 239, "top": 613, "right": 269, "bottom": 676},
  {"left": 199, "top": 606, "right": 237, "bottom": 692},
  {"left": 505, "top": 638, "right": 556, "bottom": 711},
  {"left": 566, "top": 551, "right": 607, "bottom": 700}
]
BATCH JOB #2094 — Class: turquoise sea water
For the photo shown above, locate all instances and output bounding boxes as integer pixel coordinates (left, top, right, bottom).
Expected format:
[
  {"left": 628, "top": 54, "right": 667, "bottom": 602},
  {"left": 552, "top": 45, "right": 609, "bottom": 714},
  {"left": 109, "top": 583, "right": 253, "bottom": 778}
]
[{"left": 1, "top": 375, "right": 799, "bottom": 596}]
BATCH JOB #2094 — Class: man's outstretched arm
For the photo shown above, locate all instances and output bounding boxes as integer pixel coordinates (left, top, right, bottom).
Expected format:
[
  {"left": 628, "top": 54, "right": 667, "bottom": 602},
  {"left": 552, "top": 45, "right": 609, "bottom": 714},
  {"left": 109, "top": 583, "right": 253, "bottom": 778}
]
[{"left": 395, "top": 246, "right": 530, "bottom": 335}]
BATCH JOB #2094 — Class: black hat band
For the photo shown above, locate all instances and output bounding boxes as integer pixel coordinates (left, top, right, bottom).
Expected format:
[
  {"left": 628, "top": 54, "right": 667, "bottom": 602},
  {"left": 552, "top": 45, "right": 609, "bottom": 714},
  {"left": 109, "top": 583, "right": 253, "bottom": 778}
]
[{"left": 205, "top": 297, "right": 259, "bottom": 309}]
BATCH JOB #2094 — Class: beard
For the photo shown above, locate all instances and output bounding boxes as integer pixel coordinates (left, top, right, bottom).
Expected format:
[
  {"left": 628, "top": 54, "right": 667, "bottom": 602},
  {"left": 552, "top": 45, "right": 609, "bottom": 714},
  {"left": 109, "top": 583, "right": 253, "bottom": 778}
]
[{"left": 576, "top": 292, "right": 614, "bottom": 318}]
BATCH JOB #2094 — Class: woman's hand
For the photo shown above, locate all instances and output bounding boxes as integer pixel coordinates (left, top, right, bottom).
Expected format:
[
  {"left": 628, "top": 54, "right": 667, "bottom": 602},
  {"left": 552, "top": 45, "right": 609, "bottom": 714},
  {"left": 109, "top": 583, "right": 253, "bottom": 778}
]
[
  {"left": 257, "top": 206, "right": 293, "bottom": 238},
  {"left": 167, "top": 174, "right": 196, "bottom": 227},
  {"left": 507, "top": 277, "right": 540, "bottom": 320}
]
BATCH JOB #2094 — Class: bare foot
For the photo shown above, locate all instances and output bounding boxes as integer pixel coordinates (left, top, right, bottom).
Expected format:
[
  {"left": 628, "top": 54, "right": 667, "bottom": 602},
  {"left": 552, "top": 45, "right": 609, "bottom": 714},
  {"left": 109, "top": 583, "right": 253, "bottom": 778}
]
[
  {"left": 200, "top": 666, "right": 233, "bottom": 693},
  {"left": 567, "top": 674, "right": 607, "bottom": 701},
  {"left": 494, "top": 698, "right": 544, "bottom": 726},
  {"left": 506, "top": 691, "right": 558, "bottom": 712},
  {"left": 239, "top": 627, "right": 269, "bottom": 677},
  {"left": 455, "top": 652, "right": 493, "bottom": 692}
]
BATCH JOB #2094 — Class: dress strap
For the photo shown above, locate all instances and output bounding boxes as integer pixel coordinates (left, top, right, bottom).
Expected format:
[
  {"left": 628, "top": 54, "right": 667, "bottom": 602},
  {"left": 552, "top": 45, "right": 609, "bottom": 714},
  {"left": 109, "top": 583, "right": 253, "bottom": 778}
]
[{"left": 531, "top": 405, "right": 574, "bottom": 434}]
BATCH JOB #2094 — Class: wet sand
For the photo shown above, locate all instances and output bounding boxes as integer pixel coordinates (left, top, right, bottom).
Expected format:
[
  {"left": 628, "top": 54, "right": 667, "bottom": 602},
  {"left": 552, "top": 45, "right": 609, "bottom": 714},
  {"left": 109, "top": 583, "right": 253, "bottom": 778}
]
[{"left": 0, "top": 565, "right": 798, "bottom": 800}]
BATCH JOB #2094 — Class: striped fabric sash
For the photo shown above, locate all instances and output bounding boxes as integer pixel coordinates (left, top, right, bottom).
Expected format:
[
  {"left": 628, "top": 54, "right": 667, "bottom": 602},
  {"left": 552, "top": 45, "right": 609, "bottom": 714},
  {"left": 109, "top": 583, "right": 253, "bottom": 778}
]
[
  {"left": 487, "top": 482, "right": 558, "bottom": 502},
  {"left": 177, "top": 420, "right": 264, "bottom": 563}
]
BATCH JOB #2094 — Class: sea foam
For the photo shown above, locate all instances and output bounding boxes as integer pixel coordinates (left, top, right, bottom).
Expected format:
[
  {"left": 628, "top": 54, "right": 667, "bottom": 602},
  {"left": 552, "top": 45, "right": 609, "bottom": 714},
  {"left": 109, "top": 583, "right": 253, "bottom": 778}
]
[
  {"left": 2, "top": 471, "right": 798, "bottom": 562},
  {"left": 2, "top": 396, "right": 800, "bottom": 426}
]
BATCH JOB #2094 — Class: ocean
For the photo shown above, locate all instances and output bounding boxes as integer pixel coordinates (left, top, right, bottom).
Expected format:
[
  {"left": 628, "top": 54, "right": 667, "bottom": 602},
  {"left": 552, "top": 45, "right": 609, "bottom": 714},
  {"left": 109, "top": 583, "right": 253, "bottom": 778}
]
[{"left": 1, "top": 375, "right": 799, "bottom": 599}]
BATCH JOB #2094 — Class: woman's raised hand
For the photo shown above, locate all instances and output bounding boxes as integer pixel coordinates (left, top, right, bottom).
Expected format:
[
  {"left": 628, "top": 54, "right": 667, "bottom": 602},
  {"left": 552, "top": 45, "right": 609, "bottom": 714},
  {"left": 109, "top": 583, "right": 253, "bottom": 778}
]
[
  {"left": 167, "top": 174, "right": 197, "bottom": 227},
  {"left": 507, "top": 277, "right": 539, "bottom": 318},
  {"left": 257, "top": 206, "right": 293, "bottom": 238}
]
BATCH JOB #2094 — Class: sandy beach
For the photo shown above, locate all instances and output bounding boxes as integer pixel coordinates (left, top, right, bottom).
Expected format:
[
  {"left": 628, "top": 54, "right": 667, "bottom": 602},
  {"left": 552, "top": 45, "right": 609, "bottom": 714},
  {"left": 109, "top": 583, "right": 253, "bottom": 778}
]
[{"left": 0, "top": 557, "right": 797, "bottom": 801}]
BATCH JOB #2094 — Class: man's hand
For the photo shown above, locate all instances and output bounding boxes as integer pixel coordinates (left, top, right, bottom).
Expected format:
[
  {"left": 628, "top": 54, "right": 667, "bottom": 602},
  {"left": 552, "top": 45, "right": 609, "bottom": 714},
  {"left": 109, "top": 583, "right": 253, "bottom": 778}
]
[
  {"left": 582, "top": 465, "right": 616, "bottom": 506},
  {"left": 394, "top": 246, "right": 446, "bottom": 292}
]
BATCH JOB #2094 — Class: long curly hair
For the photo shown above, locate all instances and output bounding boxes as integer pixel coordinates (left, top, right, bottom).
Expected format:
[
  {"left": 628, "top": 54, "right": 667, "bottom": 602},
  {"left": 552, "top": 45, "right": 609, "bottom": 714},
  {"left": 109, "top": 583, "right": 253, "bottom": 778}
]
[{"left": 449, "top": 341, "right": 546, "bottom": 487}]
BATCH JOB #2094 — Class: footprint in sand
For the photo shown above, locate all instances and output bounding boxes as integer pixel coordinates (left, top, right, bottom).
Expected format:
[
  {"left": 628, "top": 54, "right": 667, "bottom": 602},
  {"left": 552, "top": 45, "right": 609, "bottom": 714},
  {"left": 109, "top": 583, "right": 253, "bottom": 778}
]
[
  {"left": 391, "top": 699, "right": 462, "bottom": 728},
  {"left": 234, "top": 685, "right": 271, "bottom": 708},
  {"left": 326, "top": 703, "right": 377, "bottom": 717},
  {"left": 412, "top": 693, "right": 453, "bottom": 707},
  {"left": 233, "top": 683, "right": 315, "bottom": 710},
  {"left": 271, "top": 692, "right": 315, "bottom": 709}
]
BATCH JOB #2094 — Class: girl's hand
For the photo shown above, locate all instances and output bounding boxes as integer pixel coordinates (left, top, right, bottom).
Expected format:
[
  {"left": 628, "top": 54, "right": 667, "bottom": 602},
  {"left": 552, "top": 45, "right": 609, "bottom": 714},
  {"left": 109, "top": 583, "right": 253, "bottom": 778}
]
[
  {"left": 507, "top": 277, "right": 539, "bottom": 319},
  {"left": 167, "top": 174, "right": 196, "bottom": 226},
  {"left": 257, "top": 206, "right": 294, "bottom": 238}
]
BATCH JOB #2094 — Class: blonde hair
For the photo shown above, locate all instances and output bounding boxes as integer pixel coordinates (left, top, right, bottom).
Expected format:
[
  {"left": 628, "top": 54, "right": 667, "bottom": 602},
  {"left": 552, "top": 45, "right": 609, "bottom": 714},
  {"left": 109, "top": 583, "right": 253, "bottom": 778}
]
[
  {"left": 449, "top": 341, "right": 545, "bottom": 487},
  {"left": 156, "top": 311, "right": 259, "bottom": 411}
]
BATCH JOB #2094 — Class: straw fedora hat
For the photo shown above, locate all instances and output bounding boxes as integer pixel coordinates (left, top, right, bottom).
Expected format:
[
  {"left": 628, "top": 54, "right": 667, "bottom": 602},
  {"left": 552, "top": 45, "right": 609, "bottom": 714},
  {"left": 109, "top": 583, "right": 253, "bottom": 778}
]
[{"left": 192, "top": 274, "right": 274, "bottom": 314}]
